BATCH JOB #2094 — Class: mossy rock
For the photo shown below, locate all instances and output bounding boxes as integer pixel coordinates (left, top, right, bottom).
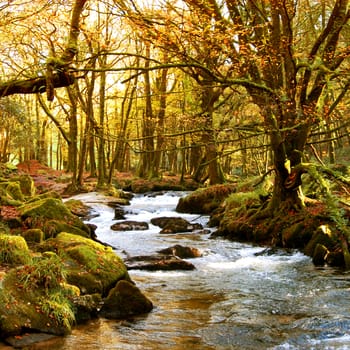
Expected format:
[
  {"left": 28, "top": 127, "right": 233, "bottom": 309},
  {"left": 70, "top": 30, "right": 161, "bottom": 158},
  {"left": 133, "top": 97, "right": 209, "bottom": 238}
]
[
  {"left": 304, "top": 225, "right": 338, "bottom": 257},
  {"left": 20, "top": 198, "right": 73, "bottom": 220},
  {"left": 21, "top": 229, "right": 45, "bottom": 243},
  {"left": 20, "top": 198, "right": 90, "bottom": 237},
  {"left": 26, "top": 190, "right": 61, "bottom": 203},
  {"left": 64, "top": 199, "right": 92, "bottom": 218},
  {"left": 40, "top": 219, "right": 90, "bottom": 239},
  {"left": 39, "top": 233, "right": 129, "bottom": 296},
  {"left": 281, "top": 221, "right": 315, "bottom": 248},
  {"left": 0, "top": 254, "right": 75, "bottom": 337},
  {"left": 176, "top": 184, "right": 236, "bottom": 214},
  {"left": 4, "top": 182, "right": 25, "bottom": 202},
  {"left": 0, "top": 182, "right": 24, "bottom": 206},
  {"left": 0, "top": 234, "right": 32, "bottom": 265},
  {"left": 72, "top": 293, "right": 102, "bottom": 323},
  {"left": 312, "top": 243, "right": 329, "bottom": 265},
  {"left": 12, "top": 174, "right": 36, "bottom": 197},
  {"left": 99, "top": 280, "right": 153, "bottom": 319}
]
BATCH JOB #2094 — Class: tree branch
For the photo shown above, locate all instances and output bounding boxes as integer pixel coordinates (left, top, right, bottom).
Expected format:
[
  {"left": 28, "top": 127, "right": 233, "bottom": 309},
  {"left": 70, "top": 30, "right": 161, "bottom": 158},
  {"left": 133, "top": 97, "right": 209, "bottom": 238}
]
[{"left": 0, "top": 0, "right": 87, "bottom": 99}]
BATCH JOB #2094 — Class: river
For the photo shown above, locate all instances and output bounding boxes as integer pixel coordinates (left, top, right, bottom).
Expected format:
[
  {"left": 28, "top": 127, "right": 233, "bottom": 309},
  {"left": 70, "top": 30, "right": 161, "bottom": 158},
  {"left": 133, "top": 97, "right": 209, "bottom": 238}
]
[{"left": 31, "top": 192, "right": 350, "bottom": 349}]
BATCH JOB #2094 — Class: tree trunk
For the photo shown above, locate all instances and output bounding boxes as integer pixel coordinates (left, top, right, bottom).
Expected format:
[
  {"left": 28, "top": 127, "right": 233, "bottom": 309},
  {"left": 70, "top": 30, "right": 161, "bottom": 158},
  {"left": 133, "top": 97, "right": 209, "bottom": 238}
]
[
  {"left": 193, "top": 84, "right": 225, "bottom": 184},
  {"left": 136, "top": 43, "right": 155, "bottom": 178}
]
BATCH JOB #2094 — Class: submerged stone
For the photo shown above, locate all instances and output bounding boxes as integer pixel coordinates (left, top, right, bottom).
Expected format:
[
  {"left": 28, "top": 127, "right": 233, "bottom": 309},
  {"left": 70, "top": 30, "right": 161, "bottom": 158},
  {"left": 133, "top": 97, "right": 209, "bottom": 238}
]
[
  {"left": 110, "top": 220, "right": 149, "bottom": 231},
  {"left": 151, "top": 216, "right": 203, "bottom": 234},
  {"left": 124, "top": 254, "right": 195, "bottom": 271}
]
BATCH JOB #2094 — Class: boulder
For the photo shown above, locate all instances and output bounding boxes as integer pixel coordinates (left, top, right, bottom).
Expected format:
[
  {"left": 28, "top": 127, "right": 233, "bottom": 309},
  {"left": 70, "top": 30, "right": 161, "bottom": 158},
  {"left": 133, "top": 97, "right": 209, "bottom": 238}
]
[
  {"left": 99, "top": 280, "right": 153, "bottom": 319},
  {"left": 0, "top": 234, "right": 32, "bottom": 265},
  {"left": 0, "top": 181, "right": 23, "bottom": 206},
  {"left": 0, "top": 253, "right": 75, "bottom": 337},
  {"left": 114, "top": 205, "right": 126, "bottom": 220},
  {"left": 110, "top": 220, "right": 149, "bottom": 231},
  {"left": 303, "top": 225, "right": 338, "bottom": 257},
  {"left": 20, "top": 198, "right": 91, "bottom": 238},
  {"left": 124, "top": 254, "right": 195, "bottom": 271},
  {"left": 64, "top": 199, "right": 95, "bottom": 220},
  {"left": 71, "top": 293, "right": 102, "bottom": 323},
  {"left": 176, "top": 184, "right": 236, "bottom": 214},
  {"left": 12, "top": 174, "right": 36, "bottom": 196},
  {"left": 39, "top": 232, "right": 130, "bottom": 296},
  {"left": 21, "top": 228, "right": 45, "bottom": 243},
  {"left": 151, "top": 216, "right": 202, "bottom": 234},
  {"left": 157, "top": 244, "right": 202, "bottom": 258}
]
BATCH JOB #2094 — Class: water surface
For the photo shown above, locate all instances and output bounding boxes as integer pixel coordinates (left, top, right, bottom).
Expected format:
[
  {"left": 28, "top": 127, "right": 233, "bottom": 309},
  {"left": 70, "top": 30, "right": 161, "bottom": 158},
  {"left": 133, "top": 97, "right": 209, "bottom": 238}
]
[{"left": 42, "top": 192, "right": 350, "bottom": 349}]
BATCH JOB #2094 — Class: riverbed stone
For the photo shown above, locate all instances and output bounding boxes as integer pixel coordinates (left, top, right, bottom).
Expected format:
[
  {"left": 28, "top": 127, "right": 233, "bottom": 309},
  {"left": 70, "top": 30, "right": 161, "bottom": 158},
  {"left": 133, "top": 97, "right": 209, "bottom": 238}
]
[
  {"left": 114, "top": 205, "right": 126, "bottom": 220},
  {"left": 5, "top": 333, "right": 59, "bottom": 348},
  {"left": 151, "top": 216, "right": 203, "bottom": 234},
  {"left": 124, "top": 254, "right": 195, "bottom": 271},
  {"left": 176, "top": 184, "right": 236, "bottom": 214},
  {"left": 98, "top": 280, "right": 153, "bottom": 319},
  {"left": 110, "top": 220, "right": 149, "bottom": 231},
  {"left": 157, "top": 244, "right": 202, "bottom": 258}
]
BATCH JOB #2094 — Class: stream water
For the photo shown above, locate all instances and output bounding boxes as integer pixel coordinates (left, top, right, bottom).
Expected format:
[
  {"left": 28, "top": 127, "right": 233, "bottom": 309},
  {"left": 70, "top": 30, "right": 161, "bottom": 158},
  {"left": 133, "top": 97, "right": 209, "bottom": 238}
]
[{"left": 39, "top": 192, "right": 350, "bottom": 349}]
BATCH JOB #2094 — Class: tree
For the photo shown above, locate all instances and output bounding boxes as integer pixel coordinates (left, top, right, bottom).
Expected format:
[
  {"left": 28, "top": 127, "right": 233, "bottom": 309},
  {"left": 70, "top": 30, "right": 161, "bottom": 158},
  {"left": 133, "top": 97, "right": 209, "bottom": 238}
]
[{"left": 118, "top": 0, "right": 349, "bottom": 206}]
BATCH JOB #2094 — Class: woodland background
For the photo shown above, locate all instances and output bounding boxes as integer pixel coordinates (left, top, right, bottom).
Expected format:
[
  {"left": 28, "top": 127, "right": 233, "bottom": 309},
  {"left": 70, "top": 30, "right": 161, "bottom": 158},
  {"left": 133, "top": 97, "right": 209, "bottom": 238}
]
[{"left": 0, "top": 0, "right": 349, "bottom": 196}]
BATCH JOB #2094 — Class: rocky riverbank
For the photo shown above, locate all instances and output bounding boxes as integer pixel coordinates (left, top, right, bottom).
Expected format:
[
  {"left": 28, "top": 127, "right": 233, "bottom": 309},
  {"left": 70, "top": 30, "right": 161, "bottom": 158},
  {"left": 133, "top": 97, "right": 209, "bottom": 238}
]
[{"left": 0, "top": 174, "right": 153, "bottom": 347}]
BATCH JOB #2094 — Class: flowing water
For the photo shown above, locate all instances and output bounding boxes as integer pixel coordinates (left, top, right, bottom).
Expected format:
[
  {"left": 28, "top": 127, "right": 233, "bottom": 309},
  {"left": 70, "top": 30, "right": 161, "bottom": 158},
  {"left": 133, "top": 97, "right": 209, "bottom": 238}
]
[{"left": 35, "top": 192, "right": 350, "bottom": 349}]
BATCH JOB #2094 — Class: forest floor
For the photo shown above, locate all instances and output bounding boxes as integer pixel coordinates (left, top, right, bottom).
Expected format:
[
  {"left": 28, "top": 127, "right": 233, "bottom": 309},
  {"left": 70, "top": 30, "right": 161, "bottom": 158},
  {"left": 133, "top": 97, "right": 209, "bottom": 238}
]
[{"left": 15, "top": 160, "right": 194, "bottom": 196}]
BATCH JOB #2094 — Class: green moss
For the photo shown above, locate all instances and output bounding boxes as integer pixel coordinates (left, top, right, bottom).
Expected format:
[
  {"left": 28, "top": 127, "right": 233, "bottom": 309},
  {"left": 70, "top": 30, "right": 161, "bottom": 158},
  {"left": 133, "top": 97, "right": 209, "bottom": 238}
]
[
  {"left": 26, "top": 190, "right": 61, "bottom": 203},
  {"left": 64, "top": 199, "right": 92, "bottom": 218},
  {"left": 0, "top": 253, "right": 75, "bottom": 336},
  {"left": 0, "top": 234, "right": 32, "bottom": 265},
  {"left": 40, "top": 233, "right": 129, "bottom": 295},
  {"left": 41, "top": 220, "right": 90, "bottom": 239},
  {"left": 21, "top": 228, "right": 45, "bottom": 243},
  {"left": 20, "top": 198, "right": 72, "bottom": 220},
  {"left": 226, "top": 191, "right": 260, "bottom": 209},
  {"left": 20, "top": 198, "right": 90, "bottom": 236},
  {"left": 304, "top": 225, "right": 337, "bottom": 257},
  {"left": 177, "top": 184, "right": 236, "bottom": 214},
  {"left": 0, "top": 182, "right": 23, "bottom": 206},
  {"left": 11, "top": 174, "right": 35, "bottom": 197},
  {"left": 5, "top": 182, "right": 24, "bottom": 201}
]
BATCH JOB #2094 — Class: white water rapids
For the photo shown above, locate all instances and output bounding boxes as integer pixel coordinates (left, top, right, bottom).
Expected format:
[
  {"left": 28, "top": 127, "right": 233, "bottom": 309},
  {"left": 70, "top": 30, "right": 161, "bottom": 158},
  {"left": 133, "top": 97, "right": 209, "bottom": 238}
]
[{"left": 54, "top": 191, "right": 350, "bottom": 350}]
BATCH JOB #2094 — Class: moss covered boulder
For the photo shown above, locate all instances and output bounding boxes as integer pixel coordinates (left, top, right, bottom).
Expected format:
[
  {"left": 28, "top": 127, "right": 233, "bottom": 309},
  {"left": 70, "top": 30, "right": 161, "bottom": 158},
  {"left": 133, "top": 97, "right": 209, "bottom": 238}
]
[
  {"left": 12, "top": 174, "right": 36, "bottom": 197},
  {"left": 20, "top": 198, "right": 91, "bottom": 238},
  {"left": 176, "top": 184, "right": 236, "bottom": 214},
  {"left": 0, "top": 253, "right": 75, "bottom": 338},
  {"left": 0, "top": 234, "right": 32, "bottom": 265},
  {"left": 21, "top": 229, "right": 45, "bottom": 244},
  {"left": 40, "top": 233, "right": 130, "bottom": 296},
  {"left": 0, "top": 181, "right": 24, "bottom": 206}
]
